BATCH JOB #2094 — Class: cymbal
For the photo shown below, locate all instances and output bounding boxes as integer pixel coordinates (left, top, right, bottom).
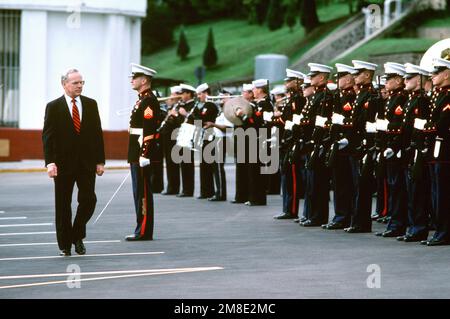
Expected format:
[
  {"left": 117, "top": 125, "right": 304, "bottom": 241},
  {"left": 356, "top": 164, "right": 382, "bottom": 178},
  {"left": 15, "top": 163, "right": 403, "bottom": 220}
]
[{"left": 223, "top": 97, "right": 253, "bottom": 126}]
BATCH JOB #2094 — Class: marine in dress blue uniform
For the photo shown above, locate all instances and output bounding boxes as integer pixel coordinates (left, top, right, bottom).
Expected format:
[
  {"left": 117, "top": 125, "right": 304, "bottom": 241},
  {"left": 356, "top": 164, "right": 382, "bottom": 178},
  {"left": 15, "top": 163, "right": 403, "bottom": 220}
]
[{"left": 126, "top": 63, "right": 161, "bottom": 241}]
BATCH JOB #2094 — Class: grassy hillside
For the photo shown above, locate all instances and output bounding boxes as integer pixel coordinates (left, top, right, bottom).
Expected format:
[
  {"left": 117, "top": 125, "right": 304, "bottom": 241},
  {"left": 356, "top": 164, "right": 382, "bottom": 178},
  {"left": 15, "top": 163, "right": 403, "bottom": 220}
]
[{"left": 142, "top": 2, "right": 353, "bottom": 85}]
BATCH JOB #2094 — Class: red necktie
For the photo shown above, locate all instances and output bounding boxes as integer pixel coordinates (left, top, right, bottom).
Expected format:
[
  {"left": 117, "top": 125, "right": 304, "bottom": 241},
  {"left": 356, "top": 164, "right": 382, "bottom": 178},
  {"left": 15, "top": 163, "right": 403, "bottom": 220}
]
[{"left": 72, "top": 98, "right": 81, "bottom": 134}]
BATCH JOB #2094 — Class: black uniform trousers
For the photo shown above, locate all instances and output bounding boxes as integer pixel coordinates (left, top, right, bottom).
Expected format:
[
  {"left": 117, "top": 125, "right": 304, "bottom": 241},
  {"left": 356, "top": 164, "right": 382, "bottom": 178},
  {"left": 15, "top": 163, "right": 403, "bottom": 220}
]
[
  {"left": 305, "top": 157, "right": 330, "bottom": 224},
  {"left": 331, "top": 153, "right": 357, "bottom": 226},
  {"left": 405, "top": 166, "right": 430, "bottom": 238},
  {"left": 180, "top": 148, "right": 195, "bottom": 196},
  {"left": 265, "top": 143, "right": 281, "bottom": 195},
  {"left": 151, "top": 161, "right": 164, "bottom": 194},
  {"left": 212, "top": 137, "right": 227, "bottom": 200},
  {"left": 54, "top": 168, "right": 97, "bottom": 250},
  {"left": 429, "top": 163, "right": 450, "bottom": 241},
  {"left": 162, "top": 133, "right": 180, "bottom": 194},
  {"left": 351, "top": 156, "right": 375, "bottom": 231},
  {"left": 130, "top": 163, "right": 154, "bottom": 239},
  {"left": 234, "top": 132, "right": 249, "bottom": 203},
  {"left": 385, "top": 160, "right": 408, "bottom": 234},
  {"left": 199, "top": 141, "right": 215, "bottom": 198},
  {"left": 281, "top": 154, "right": 306, "bottom": 217},
  {"left": 375, "top": 167, "right": 388, "bottom": 217}
]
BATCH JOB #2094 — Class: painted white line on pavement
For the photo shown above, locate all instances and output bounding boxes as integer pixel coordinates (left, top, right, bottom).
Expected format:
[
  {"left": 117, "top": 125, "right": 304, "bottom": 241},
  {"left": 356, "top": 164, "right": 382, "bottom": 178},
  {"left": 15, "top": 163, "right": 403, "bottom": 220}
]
[
  {"left": 0, "top": 267, "right": 224, "bottom": 290},
  {"left": 0, "top": 251, "right": 165, "bottom": 262},
  {"left": 0, "top": 217, "right": 27, "bottom": 221},
  {"left": 0, "top": 240, "right": 121, "bottom": 248},
  {"left": 0, "top": 232, "right": 56, "bottom": 237},
  {"left": 0, "top": 223, "right": 53, "bottom": 228}
]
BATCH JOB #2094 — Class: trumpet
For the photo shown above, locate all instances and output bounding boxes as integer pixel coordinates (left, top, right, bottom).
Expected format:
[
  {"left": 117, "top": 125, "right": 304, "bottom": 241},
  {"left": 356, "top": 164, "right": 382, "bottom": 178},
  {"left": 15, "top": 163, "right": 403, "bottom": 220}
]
[
  {"left": 206, "top": 95, "right": 242, "bottom": 101},
  {"left": 158, "top": 95, "right": 183, "bottom": 102}
]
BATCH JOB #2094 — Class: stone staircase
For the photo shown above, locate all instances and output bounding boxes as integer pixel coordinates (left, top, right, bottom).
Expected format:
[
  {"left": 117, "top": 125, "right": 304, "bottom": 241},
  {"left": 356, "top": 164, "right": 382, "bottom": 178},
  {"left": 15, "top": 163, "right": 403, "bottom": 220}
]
[{"left": 290, "top": 0, "right": 424, "bottom": 71}]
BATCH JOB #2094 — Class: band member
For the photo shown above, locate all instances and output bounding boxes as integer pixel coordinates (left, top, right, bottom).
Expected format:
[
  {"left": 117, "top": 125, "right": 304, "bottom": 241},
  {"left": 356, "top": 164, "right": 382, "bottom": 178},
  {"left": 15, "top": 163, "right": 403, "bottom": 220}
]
[
  {"left": 396, "top": 63, "right": 432, "bottom": 242},
  {"left": 43, "top": 69, "right": 105, "bottom": 256},
  {"left": 236, "top": 79, "right": 273, "bottom": 206},
  {"left": 322, "top": 64, "right": 358, "bottom": 230},
  {"left": 345, "top": 60, "right": 380, "bottom": 233},
  {"left": 375, "top": 63, "right": 408, "bottom": 238},
  {"left": 204, "top": 98, "right": 234, "bottom": 201},
  {"left": 176, "top": 84, "right": 198, "bottom": 197},
  {"left": 125, "top": 63, "right": 161, "bottom": 241},
  {"left": 160, "top": 86, "right": 183, "bottom": 195},
  {"left": 421, "top": 57, "right": 450, "bottom": 246},
  {"left": 300, "top": 63, "right": 334, "bottom": 227},
  {"left": 274, "top": 69, "right": 307, "bottom": 220},
  {"left": 196, "top": 83, "right": 219, "bottom": 199},
  {"left": 231, "top": 84, "right": 254, "bottom": 204}
]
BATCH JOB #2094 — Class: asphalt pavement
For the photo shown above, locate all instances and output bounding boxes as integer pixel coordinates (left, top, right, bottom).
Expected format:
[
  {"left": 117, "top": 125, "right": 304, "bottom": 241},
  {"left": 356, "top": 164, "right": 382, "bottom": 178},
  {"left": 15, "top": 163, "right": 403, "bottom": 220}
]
[{"left": 0, "top": 166, "right": 449, "bottom": 299}]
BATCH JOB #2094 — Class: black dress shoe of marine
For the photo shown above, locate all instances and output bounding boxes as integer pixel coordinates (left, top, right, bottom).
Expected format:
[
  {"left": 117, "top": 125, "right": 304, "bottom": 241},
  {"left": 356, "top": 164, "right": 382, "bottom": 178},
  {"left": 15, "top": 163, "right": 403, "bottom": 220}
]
[
  {"left": 231, "top": 200, "right": 245, "bottom": 204},
  {"left": 299, "top": 217, "right": 308, "bottom": 223},
  {"left": 208, "top": 196, "right": 225, "bottom": 202},
  {"left": 396, "top": 235, "right": 406, "bottom": 241},
  {"left": 274, "top": 213, "right": 295, "bottom": 220},
  {"left": 323, "top": 222, "right": 346, "bottom": 230},
  {"left": 197, "top": 196, "right": 208, "bottom": 200},
  {"left": 371, "top": 213, "right": 381, "bottom": 221},
  {"left": 301, "top": 220, "right": 321, "bottom": 227},
  {"left": 381, "top": 230, "right": 404, "bottom": 238},
  {"left": 427, "top": 239, "right": 450, "bottom": 246},
  {"left": 293, "top": 218, "right": 301, "bottom": 223},
  {"left": 177, "top": 193, "right": 193, "bottom": 198},
  {"left": 404, "top": 234, "right": 428, "bottom": 243},
  {"left": 420, "top": 240, "right": 429, "bottom": 245},
  {"left": 59, "top": 249, "right": 71, "bottom": 257},
  {"left": 161, "top": 191, "right": 177, "bottom": 196},
  {"left": 375, "top": 231, "right": 384, "bottom": 237},
  {"left": 376, "top": 216, "right": 386, "bottom": 223},
  {"left": 74, "top": 240, "right": 86, "bottom": 255},
  {"left": 125, "top": 235, "right": 153, "bottom": 241},
  {"left": 345, "top": 226, "right": 371, "bottom": 233},
  {"left": 245, "top": 201, "right": 266, "bottom": 207}
]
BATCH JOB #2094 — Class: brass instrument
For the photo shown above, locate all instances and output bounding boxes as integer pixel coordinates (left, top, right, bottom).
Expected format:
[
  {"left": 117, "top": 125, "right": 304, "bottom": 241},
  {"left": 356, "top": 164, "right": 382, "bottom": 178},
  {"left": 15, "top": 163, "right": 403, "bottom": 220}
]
[
  {"left": 157, "top": 95, "right": 183, "bottom": 102},
  {"left": 223, "top": 97, "right": 253, "bottom": 126}
]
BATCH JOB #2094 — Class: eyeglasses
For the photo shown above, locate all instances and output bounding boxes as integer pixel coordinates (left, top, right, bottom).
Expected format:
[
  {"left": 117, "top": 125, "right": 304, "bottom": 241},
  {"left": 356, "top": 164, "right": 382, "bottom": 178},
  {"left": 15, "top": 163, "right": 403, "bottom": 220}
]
[{"left": 70, "top": 81, "right": 85, "bottom": 86}]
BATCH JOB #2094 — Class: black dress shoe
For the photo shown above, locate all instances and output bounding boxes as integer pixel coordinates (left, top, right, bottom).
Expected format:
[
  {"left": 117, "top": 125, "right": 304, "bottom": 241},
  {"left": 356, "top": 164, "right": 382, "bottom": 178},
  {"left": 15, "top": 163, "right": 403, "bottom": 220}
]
[
  {"left": 404, "top": 235, "right": 428, "bottom": 243},
  {"left": 299, "top": 217, "right": 308, "bottom": 223},
  {"left": 245, "top": 201, "right": 265, "bottom": 206},
  {"left": 197, "top": 196, "right": 208, "bottom": 200},
  {"left": 396, "top": 236, "right": 406, "bottom": 241},
  {"left": 59, "top": 249, "right": 71, "bottom": 257},
  {"left": 161, "top": 191, "right": 177, "bottom": 196},
  {"left": 208, "top": 196, "right": 225, "bottom": 202},
  {"left": 177, "top": 193, "right": 193, "bottom": 198},
  {"left": 381, "top": 230, "right": 404, "bottom": 238},
  {"left": 420, "top": 240, "right": 429, "bottom": 245},
  {"left": 125, "top": 235, "right": 152, "bottom": 242},
  {"left": 301, "top": 220, "right": 321, "bottom": 227},
  {"left": 74, "top": 240, "right": 86, "bottom": 255},
  {"left": 371, "top": 214, "right": 381, "bottom": 221},
  {"left": 427, "top": 239, "right": 450, "bottom": 246},
  {"left": 274, "top": 213, "right": 295, "bottom": 220},
  {"left": 375, "top": 231, "right": 384, "bottom": 237},
  {"left": 293, "top": 218, "right": 301, "bottom": 223},
  {"left": 231, "top": 200, "right": 245, "bottom": 204},
  {"left": 323, "top": 222, "right": 346, "bottom": 230},
  {"left": 345, "top": 226, "right": 371, "bottom": 233}
]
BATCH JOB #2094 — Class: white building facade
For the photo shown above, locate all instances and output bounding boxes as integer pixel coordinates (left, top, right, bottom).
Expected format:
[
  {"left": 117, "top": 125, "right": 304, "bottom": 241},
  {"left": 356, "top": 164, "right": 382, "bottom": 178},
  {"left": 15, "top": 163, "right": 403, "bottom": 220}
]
[{"left": 0, "top": 0, "right": 147, "bottom": 131}]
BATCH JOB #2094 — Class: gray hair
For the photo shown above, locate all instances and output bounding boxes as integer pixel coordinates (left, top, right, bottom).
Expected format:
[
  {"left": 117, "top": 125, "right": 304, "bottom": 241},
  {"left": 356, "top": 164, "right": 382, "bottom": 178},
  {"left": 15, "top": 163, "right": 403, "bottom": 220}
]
[{"left": 61, "top": 69, "right": 80, "bottom": 84}]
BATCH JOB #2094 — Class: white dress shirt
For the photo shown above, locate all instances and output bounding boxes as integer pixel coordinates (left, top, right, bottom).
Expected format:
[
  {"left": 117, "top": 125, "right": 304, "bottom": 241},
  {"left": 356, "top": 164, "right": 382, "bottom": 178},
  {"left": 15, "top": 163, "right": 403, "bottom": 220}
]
[{"left": 65, "top": 94, "right": 83, "bottom": 121}]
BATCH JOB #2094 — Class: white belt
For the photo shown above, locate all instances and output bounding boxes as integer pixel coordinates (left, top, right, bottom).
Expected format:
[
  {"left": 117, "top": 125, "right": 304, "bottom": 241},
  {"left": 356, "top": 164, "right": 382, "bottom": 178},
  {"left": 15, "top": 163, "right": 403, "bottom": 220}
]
[
  {"left": 315, "top": 116, "right": 327, "bottom": 128},
  {"left": 129, "top": 128, "right": 143, "bottom": 136}
]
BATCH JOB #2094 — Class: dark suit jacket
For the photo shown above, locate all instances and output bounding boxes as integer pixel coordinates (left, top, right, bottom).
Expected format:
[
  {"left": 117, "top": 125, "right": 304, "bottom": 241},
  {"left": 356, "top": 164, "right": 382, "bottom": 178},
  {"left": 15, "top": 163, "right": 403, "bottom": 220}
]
[{"left": 42, "top": 95, "right": 105, "bottom": 175}]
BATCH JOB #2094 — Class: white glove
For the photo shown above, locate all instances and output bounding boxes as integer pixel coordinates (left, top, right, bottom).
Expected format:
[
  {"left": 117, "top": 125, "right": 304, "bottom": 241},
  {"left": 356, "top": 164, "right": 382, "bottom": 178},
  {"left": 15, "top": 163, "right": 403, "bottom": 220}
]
[
  {"left": 332, "top": 113, "right": 345, "bottom": 125},
  {"left": 376, "top": 119, "right": 389, "bottom": 132},
  {"left": 138, "top": 135, "right": 143, "bottom": 148},
  {"left": 384, "top": 148, "right": 394, "bottom": 159},
  {"left": 337, "top": 138, "right": 349, "bottom": 150},
  {"left": 285, "top": 121, "right": 295, "bottom": 131},
  {"left": 315, "top": 116, "right": 327, "bottom": 128},
  {"left": 366, "top": 122, "right": 377, "bottom": 133},
  {"left": 292, "top": 114, "right": 303, "bottom": 125},
  {"left": 414, "top": 118, "right": 427, "bottom": 131},
  {"left": 139, "top": 156, "right": 150, "bottom": 167},
  {"left": 263, "top": 112, "right": 274, "bottom": 122}
]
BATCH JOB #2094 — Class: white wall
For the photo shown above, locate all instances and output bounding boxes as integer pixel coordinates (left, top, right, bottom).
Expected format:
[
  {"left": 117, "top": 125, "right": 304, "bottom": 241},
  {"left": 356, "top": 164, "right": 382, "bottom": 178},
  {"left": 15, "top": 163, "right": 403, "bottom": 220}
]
[{"left": 18, "top": 9, "right": 144, "bottom": 131}]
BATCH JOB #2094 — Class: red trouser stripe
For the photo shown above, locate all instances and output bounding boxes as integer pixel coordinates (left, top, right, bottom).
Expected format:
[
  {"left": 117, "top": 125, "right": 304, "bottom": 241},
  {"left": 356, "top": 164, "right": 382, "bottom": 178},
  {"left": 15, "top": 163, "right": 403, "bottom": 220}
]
[
  {"left": 382, "top": 178, "right": 388, "bottom": 217},
  {"left": 140, "top": 172, "right": 148, "bottom": 236},
  {"left": 291, "top": 164, "right": 297, "bottom": 217}
]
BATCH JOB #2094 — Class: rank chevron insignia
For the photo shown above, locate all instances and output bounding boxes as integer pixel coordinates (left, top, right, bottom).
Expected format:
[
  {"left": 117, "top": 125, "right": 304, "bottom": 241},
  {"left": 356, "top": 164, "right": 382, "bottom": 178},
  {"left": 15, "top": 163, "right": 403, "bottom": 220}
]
[
  {"left": 343, "top": 103, "right": 352, "bottom": 111},
  {"left": 443, "top": 104, "right": 450, "bottom": 112},
  {"left": 144, "top": 107, "right": 153, "bottom": 119},
  {"left": 395, "top": 106, "right": 403, "bottom": 116}
]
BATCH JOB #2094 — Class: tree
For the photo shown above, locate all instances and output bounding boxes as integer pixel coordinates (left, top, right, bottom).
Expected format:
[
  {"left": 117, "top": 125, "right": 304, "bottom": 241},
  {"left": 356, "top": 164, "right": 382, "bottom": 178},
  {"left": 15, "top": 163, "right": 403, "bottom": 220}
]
[
  {"left": 245, "top": 0, "right": 271, "bottom": 25},
  {"left": 285, "top": 0, "right": 299, "bottom": 32},
  {"left": 300, "top": 0, "right": 320, "bottom": 34},
  {"left": 203, "top": 28, "right": 218, "bottom": 68},
  {"left": 141, "top": 0, "right": 175, "bottom": 54},
  {"left": 267, "top": 0, "right": 285, "bottom": 31},
  {"left": 177, "top": 28, "right": 190, "bottom": 61}
]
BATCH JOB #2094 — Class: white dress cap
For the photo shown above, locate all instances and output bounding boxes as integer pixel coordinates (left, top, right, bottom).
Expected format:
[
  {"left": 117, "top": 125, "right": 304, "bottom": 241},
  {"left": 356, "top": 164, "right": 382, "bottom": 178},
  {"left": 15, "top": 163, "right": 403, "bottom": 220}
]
[
  {"left": 308, "top": 63, "right": 333, "bottom": 75},
  {"left": 243, "top": 83, "right": 254, "bottom": 92},
  {"left": 270, "top": 85, "right": 286, "bottom": 96},
  {"left": 352, "top": 60, "right": 378, "bottom": 71},
  {"left": 384, "top": 62, "right": 406, "bottom": 77},
  {"left": 196, "top": 83, "right": 209, "bottom": 94},
  {"left": 170, "top": 86, "right": 182, "bottom": 94},
  {"left": 335, "top": 63, "right": 358, "bottom": 75},
  {"left": 130, "top": 63, "right": 157, "bottom": 77},
  {"left": 252, "top": 79, "right": 269, "bottom": 89},
  {"left": 180, "top": 83, "right": 197, "bottom": 93},
  {"left": 404, "top": 63, "right": 431, "bottom": 78},
  {"left": 286, "top": 68, "right": 306, "bottom": 80}
]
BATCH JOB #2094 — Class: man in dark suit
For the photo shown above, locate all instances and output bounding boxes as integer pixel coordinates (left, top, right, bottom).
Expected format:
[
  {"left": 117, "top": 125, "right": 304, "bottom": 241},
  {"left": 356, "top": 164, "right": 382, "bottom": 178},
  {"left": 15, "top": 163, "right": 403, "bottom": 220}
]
[{"left": 43, "top": 69, "right": 105, "bottom": 257}]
